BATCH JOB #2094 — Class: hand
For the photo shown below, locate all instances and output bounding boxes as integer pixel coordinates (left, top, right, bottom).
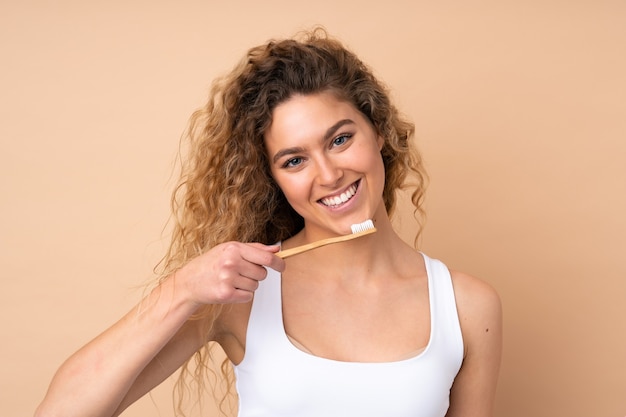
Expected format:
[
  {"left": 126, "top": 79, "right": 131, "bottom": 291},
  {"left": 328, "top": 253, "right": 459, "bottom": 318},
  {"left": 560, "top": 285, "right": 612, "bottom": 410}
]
[{"left": 177, "top": 242, "right": 286, "bottom": 306}]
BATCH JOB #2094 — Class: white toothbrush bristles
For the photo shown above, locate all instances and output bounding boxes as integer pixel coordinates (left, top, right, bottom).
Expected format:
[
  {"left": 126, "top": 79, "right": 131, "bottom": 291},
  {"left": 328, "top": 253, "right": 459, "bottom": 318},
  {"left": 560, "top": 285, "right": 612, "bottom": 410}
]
[{"left": 350, "top": 219, "right": 375, "bottom": 234}]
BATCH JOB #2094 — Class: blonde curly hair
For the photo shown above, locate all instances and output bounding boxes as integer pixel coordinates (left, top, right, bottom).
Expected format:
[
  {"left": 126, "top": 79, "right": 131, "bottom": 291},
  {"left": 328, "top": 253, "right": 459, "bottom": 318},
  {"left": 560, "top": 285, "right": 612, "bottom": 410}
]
[{"left": 157, "top": 27, "right": 428, "bottom": 416}]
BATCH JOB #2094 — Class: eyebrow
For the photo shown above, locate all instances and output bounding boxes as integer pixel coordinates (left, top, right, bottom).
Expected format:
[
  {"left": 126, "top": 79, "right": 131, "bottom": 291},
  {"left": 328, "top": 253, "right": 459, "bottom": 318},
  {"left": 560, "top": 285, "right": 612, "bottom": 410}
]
[{"left": 271, "top": 119, "right": 355, "bottom": 164}]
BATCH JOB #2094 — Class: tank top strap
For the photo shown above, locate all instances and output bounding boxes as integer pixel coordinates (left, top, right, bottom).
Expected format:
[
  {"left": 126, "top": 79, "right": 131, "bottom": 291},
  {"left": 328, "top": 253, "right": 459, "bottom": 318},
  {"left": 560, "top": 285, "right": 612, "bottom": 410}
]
[
  {"left": 422, "top": 253, "right": 464, "bottom": 356},
  {"left": 244, "top": 267, "right": 285, "bottom": 345}
]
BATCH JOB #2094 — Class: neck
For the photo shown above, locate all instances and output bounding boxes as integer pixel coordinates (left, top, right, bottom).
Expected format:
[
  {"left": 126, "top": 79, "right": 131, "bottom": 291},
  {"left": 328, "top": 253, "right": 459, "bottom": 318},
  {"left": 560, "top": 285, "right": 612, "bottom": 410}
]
[{"left": 287, "top": 215, "right": 409, "bottom": 281}]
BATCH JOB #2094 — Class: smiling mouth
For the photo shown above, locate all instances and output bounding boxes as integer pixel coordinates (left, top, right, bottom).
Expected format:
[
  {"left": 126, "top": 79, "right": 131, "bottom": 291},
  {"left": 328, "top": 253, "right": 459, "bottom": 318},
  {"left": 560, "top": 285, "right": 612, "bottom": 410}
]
[{"left": 319, "top": 181, "right": 359, "bottom": 207}]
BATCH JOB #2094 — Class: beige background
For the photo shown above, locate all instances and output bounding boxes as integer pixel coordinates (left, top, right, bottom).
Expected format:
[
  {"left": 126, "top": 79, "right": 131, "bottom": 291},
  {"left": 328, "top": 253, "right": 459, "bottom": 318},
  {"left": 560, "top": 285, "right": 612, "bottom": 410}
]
[{"left": 1, "top": 1, "right": 625, "bottom": 416}]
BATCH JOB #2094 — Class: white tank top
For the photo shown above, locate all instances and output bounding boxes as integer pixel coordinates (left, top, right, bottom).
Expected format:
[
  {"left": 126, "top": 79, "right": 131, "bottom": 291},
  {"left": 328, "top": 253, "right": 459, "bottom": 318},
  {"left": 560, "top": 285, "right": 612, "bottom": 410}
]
[{"left": 234, "top": 253, "right": 463, "bottom": 417}]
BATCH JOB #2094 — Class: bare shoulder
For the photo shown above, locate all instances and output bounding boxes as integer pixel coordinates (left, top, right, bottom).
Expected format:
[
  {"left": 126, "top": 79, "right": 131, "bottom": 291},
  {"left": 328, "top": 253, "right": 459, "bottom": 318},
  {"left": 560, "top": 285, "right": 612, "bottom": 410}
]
[
  {"left": 449, "top": 269, "right": 502, "bottom": 355},
  {"left": 445, "top": 270, "right": 502, "bottom": 416},
  {"left": 449, "top": 270, "right": 501, "bottom": 318}
]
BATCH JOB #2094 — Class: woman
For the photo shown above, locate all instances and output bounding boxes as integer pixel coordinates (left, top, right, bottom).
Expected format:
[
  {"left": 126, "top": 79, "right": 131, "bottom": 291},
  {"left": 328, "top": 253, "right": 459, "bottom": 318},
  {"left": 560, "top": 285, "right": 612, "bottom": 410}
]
[{"left": 35, "top": 28, "right": 501, "bottom": 417}]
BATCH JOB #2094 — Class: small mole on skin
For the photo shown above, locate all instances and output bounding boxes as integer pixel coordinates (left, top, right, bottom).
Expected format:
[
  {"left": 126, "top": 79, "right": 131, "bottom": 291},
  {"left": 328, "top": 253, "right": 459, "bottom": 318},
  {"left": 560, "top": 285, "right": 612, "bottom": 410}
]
[{"left": 485, "top": 328, "right": 489, "bottom": 332}]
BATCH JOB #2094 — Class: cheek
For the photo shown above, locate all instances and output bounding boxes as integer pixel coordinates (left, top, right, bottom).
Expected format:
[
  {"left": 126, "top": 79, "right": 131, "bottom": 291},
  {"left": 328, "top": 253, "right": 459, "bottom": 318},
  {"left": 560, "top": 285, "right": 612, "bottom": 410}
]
[
  {"left": 360, "top": 141, "right": 386, "bottom": 177},
  {"left": 273, "top": 173, "right": 309, "bottom": 205},
  {"left": 368, "top": 150, "right": 387, "bottom": 191}
]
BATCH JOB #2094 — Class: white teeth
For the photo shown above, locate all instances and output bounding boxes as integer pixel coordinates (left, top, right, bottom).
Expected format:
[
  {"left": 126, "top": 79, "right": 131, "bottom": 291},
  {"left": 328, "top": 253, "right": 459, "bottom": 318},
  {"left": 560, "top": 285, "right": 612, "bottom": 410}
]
[{"left": 321, "top": 183, "right": 357, "bottom": 207}]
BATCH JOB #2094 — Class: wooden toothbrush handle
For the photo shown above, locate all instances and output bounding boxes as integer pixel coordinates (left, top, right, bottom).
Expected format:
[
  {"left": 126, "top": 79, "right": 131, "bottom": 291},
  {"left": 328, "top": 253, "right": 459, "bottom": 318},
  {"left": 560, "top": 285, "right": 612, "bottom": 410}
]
[{"left": 276, "top": 227, "right": 376, "bottom": 259}]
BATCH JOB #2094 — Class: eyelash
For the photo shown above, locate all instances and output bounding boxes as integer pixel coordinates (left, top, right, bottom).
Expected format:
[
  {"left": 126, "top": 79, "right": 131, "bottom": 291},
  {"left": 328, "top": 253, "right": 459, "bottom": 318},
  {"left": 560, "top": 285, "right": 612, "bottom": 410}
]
[
  {"left": 280, "top": 133, "right": 354, "bottom": 169},
  {"left": 332, "top": 133, "right": 352, "bottom": 147},
  {"left": 282, "top": 157, "right": 303, "bottom": 168}
]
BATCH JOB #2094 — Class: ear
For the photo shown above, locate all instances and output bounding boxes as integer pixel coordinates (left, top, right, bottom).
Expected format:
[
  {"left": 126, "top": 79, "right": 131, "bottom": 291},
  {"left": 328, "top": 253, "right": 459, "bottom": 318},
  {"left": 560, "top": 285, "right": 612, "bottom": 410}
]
[{"left": 376, "top": 135, "right": 384, "bottom": 151}]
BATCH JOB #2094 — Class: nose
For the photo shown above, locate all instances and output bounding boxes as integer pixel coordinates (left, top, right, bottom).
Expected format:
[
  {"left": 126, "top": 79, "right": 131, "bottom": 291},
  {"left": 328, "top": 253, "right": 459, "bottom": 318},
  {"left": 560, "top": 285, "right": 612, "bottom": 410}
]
[{"left": 315, "top": 155, "right": 343, "bottom": 187}]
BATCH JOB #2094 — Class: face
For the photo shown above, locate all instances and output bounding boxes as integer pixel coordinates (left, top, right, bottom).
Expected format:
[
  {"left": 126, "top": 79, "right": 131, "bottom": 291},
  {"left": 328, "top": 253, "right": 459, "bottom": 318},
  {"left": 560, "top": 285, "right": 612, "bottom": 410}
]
[{"left": 264, "top": 92, "right": 386, "bottom": 239}]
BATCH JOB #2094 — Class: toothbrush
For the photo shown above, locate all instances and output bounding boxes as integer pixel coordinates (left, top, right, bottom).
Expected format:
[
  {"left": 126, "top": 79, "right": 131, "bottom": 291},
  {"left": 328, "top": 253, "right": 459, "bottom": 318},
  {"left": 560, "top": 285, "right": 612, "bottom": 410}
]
[{"left": 277, "top": 220, "right": 377, "bottom": 259}]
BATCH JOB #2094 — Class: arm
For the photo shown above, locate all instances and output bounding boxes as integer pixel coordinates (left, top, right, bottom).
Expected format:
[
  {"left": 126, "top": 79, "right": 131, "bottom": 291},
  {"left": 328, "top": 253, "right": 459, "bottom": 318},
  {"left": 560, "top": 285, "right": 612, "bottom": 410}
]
[
  {"left": 35, "top": 242, "right": 285, "bottom": 417},
  {"left": 446, "top": 271, "right": 503, "bottom": 417},
  {"left": 35, "top": 275, "right": 202, "bottom": 417}
]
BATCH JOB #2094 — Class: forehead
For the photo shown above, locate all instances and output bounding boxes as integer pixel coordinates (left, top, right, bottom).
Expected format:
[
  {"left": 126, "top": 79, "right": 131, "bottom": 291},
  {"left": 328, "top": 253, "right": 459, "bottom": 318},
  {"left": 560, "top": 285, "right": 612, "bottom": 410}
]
[{"left": 265, "top": 92, "right": 363, "bottom": 141}]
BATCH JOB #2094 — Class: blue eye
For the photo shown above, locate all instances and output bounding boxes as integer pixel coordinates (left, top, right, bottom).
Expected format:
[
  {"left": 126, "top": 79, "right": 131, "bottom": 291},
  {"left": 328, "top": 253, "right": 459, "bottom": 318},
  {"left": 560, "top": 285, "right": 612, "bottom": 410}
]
[
  {"left": 283, "top": 157, "right": 303, "bottom": 168},
  {"left": 332, "top": 134, "right": 351, "bottom": 147}
]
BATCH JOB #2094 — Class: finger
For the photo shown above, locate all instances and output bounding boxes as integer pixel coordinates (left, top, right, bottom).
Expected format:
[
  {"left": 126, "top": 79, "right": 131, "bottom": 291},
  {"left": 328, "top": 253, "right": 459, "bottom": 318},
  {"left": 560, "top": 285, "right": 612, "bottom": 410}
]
[
  {"left": 236, "top": 260, "right": 269, "bottom": 282},
  {"left": 246, "top": 242, "right": 281, "bottom": 253},
  {"left": 242, "top": 243, "right": 286, "bottom": 272},
  {"left": 232, "top": 275, "right": 261, "bottom": 293},
  {"left": 226, "top": 288, "right": 255, "bottom": 304}
]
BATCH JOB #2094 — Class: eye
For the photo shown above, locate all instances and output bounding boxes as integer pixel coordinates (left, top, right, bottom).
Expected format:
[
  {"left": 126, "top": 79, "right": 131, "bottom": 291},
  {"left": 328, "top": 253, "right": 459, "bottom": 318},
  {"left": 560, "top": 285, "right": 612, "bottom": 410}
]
[
  {"left": 283, "top": 157, "right": 303, "bottom": 168},
  {"left": 332, "top": 133, "right": 352, "bottom": 147}
]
